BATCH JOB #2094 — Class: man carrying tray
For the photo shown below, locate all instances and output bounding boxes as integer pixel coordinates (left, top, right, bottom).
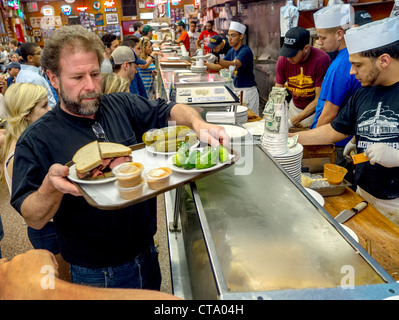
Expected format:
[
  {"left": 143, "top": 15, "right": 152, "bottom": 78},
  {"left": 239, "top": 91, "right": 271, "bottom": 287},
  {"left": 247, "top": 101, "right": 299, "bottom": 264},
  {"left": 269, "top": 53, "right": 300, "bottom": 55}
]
[
  {"left": 10, "top": 25, "right": 229, "bottom": 289},
  {"left": 294, "top": 18, "right": 399, "bottom": 225}
]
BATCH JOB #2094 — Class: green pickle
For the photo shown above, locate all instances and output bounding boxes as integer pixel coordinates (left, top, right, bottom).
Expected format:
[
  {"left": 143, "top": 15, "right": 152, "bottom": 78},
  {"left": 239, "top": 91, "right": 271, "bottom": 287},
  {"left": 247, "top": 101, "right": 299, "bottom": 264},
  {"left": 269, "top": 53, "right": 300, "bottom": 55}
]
[
  {"left": 195, "top": 147, "right": 218, "bottom": 170},
  {"left": 183, "top": 150, "right": 200, "bottom": 170},
  {"left": 142, "top": 125, "right": 191, "bottom": 146},
  {"left": 217, "top": 145, "right": 229, "bottom": 163}
]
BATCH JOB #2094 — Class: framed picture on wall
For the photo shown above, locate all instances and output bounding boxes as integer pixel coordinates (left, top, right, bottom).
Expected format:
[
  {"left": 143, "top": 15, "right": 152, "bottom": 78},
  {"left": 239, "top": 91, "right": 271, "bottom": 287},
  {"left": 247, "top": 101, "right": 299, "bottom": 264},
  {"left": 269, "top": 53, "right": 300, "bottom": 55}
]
[
  {"left": 95, "top": 13, "right": 103, "bottom": 26},
  {"left": 106, "top": 13, "right": 118, "bottom": 25}
]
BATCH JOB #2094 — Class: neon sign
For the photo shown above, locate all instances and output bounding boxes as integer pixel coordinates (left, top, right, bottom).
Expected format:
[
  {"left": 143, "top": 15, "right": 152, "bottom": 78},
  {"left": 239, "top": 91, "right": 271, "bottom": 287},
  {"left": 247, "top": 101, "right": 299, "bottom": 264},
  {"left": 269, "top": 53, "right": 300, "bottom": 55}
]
[
  {"left": 76, "top": 6, "right": 88, "bottom": 11},
  {"left": 61, "top": 4, "right": 72, "bottom": 15},
  {"left": 93, "top": 1, "right": 101, "bottom": 10},
  {"left": 104, "top": 0, "right": 115, "bottom": 8},
  {"left": 146, "top": 2, "right": 157, "bottom": 8}
]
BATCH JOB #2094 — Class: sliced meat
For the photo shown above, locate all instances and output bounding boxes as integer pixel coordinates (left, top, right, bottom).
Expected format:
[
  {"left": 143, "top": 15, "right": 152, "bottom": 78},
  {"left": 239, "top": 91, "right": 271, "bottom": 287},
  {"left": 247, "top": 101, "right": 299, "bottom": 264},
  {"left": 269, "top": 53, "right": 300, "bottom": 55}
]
[{"left": 109, "top": 156, "right": 132, "bottom": 169}]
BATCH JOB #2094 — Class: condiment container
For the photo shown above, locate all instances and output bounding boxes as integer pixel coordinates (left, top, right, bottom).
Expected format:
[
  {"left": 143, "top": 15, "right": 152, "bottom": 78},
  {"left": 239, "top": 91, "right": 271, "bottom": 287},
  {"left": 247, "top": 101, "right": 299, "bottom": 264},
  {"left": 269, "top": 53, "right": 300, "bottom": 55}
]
[
  {"left": 144, "top": 167, "right": 172, "bottom": 190},
  {"left": 112, "top": 162, "right": 143, "bottom": 188},
  {"left": 115, "top": 179, "right": 145, "bottom": 200}
]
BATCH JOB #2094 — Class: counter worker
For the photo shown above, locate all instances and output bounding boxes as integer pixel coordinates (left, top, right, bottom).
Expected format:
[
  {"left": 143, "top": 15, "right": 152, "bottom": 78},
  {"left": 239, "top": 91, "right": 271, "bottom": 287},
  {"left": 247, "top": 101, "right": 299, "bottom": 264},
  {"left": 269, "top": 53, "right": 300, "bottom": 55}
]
[
  {"left": 142, "top": 25, "right": 168, "bottom": 48},
  {"left": 275, "top": 27, "right": 331, "bottom": 128},
  {"left": 204, "top": 35, "right": 232, "bottom": 72},
  {"left": 188, "top": 21, "right": 200, "bottom": 57},
  {"left": 10, "top": 25, "right": 229, "bottom": 289},
  {"left": 174, "top": 21, "right": 190, "bottom": 55},
  {"left": 293, "top": 18, "right": 399, "bottom": 225},
  {"left": 196, "top": 21, "right": 218, "bottom": 54},
  {"left": 343, "top": 10, "right": 374, "bottom": 159},
  {"left": 310, "top": 4, "right": 362, "bottom": 162},
  {"left": 217, "top": 21, "right": 260, "bottom": 115}
]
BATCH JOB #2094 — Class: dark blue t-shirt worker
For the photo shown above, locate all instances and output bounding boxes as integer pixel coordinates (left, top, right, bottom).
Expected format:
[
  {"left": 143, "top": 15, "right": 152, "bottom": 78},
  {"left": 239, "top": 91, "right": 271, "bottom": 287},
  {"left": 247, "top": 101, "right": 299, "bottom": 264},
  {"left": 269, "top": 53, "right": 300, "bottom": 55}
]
[{"left": 217, "top": 21, "right": 259, "bottom": 115}]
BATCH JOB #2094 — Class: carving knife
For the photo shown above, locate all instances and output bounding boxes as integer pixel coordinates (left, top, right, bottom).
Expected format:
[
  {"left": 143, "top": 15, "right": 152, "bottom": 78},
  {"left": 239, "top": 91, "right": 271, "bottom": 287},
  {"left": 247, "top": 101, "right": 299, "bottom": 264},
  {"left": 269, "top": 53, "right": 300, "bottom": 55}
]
[{"left": 335, "top": 201, "right": 368, "bottom": 223}]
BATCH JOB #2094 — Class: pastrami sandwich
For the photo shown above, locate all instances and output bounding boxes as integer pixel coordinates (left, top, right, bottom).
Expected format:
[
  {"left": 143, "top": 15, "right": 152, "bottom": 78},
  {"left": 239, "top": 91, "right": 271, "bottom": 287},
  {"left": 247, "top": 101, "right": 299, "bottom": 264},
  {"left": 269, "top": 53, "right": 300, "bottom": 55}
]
[{"left": 73, "top": 141, "right": 132, "bottom": 180}]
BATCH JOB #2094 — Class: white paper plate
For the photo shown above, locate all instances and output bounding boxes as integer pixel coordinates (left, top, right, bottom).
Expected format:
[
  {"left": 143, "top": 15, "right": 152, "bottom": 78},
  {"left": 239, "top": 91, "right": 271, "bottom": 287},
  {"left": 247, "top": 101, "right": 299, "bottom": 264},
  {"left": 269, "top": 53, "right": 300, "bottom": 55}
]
[
  {"left": 160, "top": 61, "right": 187, "bottom": 66},
  {"left": 304, "top": 187, "right": 325, "bottom": 206},
  {"left": 145, "top": 140, "right": 199, "bottom": 155},
  {"left": 221, "top": 125, "right": 248, "bottom": 138},
  {"left": 166, "top": 147, "right": 233, "bottom": 174},
  {"left": 68, "top": 164, "right": 116, "bottom": 185},
  {"left": 340, "top": 224, "right": 359, "bottom": 242}
]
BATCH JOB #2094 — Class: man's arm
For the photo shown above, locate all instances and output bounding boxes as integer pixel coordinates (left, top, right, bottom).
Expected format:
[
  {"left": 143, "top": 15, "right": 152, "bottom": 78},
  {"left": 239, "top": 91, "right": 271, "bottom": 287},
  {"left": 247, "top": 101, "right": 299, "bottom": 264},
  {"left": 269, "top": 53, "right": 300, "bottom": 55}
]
[
  {"left": 291, "top": 87, "right": 321, "bottom": 126},
  {"left": 219, "top": 58, "right": 242, "bottom": 69},
  {"left": 204, "top": 62, "right": 223, "bottom": 72},
  {"left": 20, "top": 164, "right": 81, "bottom": 230},
  {"left": 169, "top": 103, "right": 229, "bottom": 147},
  {"left": 294, "top": 123, "right": 349, "bottom": 146},
  {"left": 316, "top": 100, "right": 340, "bottom": 127},
  {"left": 0, "top": 250, "right": 180, "bottom": 300}
]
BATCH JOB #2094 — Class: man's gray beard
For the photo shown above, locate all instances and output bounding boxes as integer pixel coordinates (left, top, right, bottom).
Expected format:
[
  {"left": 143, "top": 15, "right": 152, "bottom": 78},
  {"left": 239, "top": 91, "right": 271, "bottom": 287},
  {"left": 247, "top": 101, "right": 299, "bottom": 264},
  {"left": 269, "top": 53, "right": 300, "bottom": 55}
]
[{"left": 59, "top": 89, "right": 102, "bottom": 116}]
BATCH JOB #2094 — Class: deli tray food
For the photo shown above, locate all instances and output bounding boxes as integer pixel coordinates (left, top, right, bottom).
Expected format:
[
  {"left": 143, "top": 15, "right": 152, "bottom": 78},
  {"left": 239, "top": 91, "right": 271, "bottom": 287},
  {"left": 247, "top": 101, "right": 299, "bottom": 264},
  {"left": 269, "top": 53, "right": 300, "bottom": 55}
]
[{"left": 67, "top": 143, "right": 239, "bottom": 210}]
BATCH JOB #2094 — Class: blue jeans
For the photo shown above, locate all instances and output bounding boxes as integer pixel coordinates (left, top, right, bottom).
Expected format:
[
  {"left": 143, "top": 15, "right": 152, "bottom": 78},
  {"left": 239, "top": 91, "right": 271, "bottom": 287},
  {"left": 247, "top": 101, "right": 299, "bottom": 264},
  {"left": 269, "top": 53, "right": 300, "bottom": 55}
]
[
  {"left": 69, "top": 244, "right": 161, "bottom": 289},
  {"left": 27, "top": 222, "right": 60, "bottom": 255}
]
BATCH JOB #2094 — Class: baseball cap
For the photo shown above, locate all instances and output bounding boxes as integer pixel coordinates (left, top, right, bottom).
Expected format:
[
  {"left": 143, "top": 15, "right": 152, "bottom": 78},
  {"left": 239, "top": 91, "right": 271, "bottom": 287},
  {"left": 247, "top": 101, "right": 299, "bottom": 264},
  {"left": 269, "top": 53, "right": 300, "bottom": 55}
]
[
  {"left": 207, "top": 35, "right": 223, "bottom": 49},
  {"left": 176, "top": 21, "right": 186, "bottom": 27},
  {"left": 6, "top": 62, "right": 20, "bottom": 69},
  {"left": 111, "top": 46, "right": 146, "bottom": 65},
  {"left": 279, "top": 27, "right": 310, "bottom": 58},
  {"left": 354, "top": 10, "right": 373, "bottom": 26},
  {"left": 142, "top": 25, "right": 153, "bottom": 34}
]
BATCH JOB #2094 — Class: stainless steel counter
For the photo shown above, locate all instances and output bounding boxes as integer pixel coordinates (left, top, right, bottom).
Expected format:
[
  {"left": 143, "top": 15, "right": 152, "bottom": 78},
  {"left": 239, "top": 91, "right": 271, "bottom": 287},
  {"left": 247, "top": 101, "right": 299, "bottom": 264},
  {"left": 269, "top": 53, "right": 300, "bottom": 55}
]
[{"left": 158, "top": 61, "right": 399, "bottom": 300}]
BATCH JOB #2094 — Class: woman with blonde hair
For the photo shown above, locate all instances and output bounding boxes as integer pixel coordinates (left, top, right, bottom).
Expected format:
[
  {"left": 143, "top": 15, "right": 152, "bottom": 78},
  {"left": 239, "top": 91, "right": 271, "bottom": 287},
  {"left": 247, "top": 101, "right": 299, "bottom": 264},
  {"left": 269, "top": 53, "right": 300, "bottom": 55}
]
[
  {"left": 101, "top": 72, "right": 130, "bottom": 94},
  {"left": 138, "top": 37, "right": 163, "bottom": 99},
  {"left": 0, "top": 83, "right": 69, "bottom": 280}
]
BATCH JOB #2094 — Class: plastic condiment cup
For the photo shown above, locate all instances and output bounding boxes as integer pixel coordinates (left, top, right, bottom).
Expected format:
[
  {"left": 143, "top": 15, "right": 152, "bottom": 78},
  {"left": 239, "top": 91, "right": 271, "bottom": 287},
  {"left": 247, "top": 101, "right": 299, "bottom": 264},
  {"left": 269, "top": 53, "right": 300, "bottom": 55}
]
[
  {"left": 112, "top": 162, "right": 144, "bottom": 188},
  {"left": 115, "top": 179, "right": 145, "bottom": 200},
  {"left": 143, "top": 167, "right": 172, "bottom": 190},
  {"left": 323, "top": 163, "right": 348, "bottom": 185}
]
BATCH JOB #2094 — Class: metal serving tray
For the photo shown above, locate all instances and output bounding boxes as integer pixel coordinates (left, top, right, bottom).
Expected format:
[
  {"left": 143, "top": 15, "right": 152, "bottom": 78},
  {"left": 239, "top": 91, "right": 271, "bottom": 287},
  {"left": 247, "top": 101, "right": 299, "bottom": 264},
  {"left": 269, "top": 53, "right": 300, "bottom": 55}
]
[{"left": 66, "top": 143, "right": 239, "bottom": 210}]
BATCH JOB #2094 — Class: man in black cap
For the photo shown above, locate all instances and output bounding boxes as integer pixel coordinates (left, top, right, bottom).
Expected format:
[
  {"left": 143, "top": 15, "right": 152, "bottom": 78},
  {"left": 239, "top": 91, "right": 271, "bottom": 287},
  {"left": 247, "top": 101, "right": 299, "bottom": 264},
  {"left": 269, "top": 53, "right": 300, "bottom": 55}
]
[
  {"left": 353, "top": 10, "right": 373, "bottom": 27},
  {"left": 274, "top": 27, "right": 331, "bottom": 128},
  {"left": 204, "top": 35, "right": 232, "bottom": 72},
  {"left": 5, "top": 61, "right": 20, "bottom": 87}
]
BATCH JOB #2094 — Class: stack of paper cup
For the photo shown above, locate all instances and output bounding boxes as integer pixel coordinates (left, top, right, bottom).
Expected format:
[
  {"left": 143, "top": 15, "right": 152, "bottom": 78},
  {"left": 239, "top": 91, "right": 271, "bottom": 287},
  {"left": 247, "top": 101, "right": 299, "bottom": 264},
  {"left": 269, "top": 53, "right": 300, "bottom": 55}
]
[
  {"left": 273, "top": 143, "right": 303, "bottom": 183},
  {"left": 235, "top": 105, "right": 248, "bottom": 125},
  {"left": 261, "top": 102, "right": 288, "bottom": 155}
]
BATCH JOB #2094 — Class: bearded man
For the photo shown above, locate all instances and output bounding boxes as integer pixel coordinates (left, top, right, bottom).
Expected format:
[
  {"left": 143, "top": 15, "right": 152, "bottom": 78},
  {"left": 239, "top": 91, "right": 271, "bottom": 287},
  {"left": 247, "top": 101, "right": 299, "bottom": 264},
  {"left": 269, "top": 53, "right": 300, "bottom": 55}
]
[{"left": 10, "top": 25, "right": 228, "bottom": 289}]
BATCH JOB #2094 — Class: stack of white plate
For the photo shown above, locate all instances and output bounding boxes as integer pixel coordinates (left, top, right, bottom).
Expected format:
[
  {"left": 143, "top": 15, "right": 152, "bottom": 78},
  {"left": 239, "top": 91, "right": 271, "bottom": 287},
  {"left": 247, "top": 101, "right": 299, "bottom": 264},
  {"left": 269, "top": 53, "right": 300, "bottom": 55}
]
[
  {"left": 235, "top": 105, "right": 248, "bottom": 125},
  {"left": 272, "top": 143, "right": 303, "bottom": 183},
  {"left": 261, "top": 132, "right": 288, "bottom": 155}
]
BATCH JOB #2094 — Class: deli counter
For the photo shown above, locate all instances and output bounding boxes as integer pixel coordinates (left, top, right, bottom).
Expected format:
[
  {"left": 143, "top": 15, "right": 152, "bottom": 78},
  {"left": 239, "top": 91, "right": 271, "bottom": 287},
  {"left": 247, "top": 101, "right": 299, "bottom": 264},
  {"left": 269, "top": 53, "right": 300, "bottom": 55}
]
[{"left": 156, "top": 55, "right": 399, "bottom": 300}]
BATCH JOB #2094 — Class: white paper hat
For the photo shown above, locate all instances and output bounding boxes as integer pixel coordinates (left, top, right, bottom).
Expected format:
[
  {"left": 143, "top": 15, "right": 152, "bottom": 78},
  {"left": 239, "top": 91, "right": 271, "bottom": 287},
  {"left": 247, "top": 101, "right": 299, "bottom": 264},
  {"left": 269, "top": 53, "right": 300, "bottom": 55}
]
[
  {"left": 229, "top": 21, "right": 246, "bottom": 34},
  {"left": 313, "top": 4, "right": 354, "bottom": 29},
  {"left": 345, "top": 17, "right": 399, "bottom": 54}
]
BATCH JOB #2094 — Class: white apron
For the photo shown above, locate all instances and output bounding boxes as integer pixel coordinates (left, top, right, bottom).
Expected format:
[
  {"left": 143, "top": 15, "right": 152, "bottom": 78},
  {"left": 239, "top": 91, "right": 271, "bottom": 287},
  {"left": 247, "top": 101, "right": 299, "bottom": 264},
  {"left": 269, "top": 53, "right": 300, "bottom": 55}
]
[
  {"left": 357, "top": 186, "right": 399, "bottom": 226},
  {"left": 233, "top": 86, "right": 259, "bottom": 116}
]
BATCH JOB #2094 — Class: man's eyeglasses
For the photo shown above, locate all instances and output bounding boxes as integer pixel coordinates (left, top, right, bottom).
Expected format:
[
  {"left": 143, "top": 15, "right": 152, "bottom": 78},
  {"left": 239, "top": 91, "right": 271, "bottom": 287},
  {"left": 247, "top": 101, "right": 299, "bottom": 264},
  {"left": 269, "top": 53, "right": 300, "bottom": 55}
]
[
  {"left": 92, "top": 122, "right": 109, "bottom": 142},
  {"left": 227, "top": 33, "right": 240, "bottom": 39}
]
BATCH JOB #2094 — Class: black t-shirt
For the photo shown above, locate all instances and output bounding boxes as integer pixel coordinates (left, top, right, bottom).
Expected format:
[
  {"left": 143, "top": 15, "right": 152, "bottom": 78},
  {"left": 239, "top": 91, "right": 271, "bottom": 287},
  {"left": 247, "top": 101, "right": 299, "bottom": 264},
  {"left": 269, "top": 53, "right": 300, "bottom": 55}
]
[
  {"left": 331, "top": 81, "right": 399, "bottom": 200},
  {"left": 11, "top": 92, "right": 175, "bottom": 268},
  {"left": 212, "top": 38, "right": 231, "bottom": 59}
]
